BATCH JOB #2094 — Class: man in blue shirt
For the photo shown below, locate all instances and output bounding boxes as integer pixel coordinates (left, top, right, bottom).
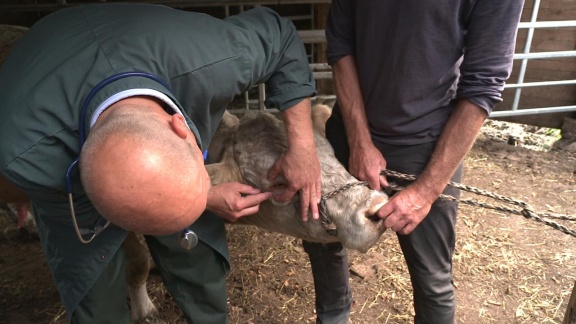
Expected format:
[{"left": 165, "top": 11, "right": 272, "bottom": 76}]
[{"left": 304, "top": 1, "right": 525, "bottom": 323}]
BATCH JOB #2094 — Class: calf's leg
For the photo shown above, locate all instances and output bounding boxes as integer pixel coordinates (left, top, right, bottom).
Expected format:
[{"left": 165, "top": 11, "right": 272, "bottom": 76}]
[{"left": 124, "top": 231, "right": 157, "bottom": 321}]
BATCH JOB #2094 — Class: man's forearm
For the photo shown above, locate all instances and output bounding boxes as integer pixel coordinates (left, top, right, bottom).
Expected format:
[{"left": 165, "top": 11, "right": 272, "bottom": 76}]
[
  {"left": 278, "top": 96, "right": 321, "bottom": 218},
  {"left": 332, "top": 55, "right": 373, "bottom": 150},
  {"left": 281, "top": 97, "right": 315, "bottom": 149},
  {"left": 414, "top": 99, "right": 487, "bottom": 202}
]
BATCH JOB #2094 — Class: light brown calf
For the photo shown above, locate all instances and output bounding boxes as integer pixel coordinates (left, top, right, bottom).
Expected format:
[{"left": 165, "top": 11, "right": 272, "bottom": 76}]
[{"left": 206, "top": 109, "right": 388, "bottom": 252}]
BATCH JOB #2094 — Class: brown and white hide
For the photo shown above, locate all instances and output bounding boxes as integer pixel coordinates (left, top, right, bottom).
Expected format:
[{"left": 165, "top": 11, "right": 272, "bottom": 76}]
[{"left": 207, "top": 107, "right": 388, "bottom": 253}]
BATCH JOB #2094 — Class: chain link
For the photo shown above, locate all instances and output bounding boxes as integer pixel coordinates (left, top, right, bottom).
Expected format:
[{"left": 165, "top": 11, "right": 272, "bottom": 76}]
[
  {"left": 380, "top": 169, "right": 576, "bottom": 238},
  {"left": 319, "top": 181, "right": 369, "bottom": 236},
  {"left": 317, "top": 169, "right": 576, "bottom": 238}
]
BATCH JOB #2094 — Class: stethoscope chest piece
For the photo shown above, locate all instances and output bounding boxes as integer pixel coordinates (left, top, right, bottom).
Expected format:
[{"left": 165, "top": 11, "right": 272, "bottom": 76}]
[{"left": 179, "top": 229, "right": 198, "bottom": 250}]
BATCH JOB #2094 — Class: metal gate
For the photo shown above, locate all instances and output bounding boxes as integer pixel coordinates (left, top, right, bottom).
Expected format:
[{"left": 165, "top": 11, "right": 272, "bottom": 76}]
[{"left": 493, "top": 0, "right": 576, "bottom": 118}]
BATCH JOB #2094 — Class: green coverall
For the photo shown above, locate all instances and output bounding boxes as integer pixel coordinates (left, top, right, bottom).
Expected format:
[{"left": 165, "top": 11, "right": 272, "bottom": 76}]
[{"left": 0, "top": 4, "right": 315, "bottom": 322}]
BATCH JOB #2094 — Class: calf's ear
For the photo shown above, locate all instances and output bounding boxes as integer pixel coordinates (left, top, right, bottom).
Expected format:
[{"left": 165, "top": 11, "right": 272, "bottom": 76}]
[
  {"left": 208, "top": 111, "right": 240, "bottom": 162},
  {"left": 311, "top": 104, "right": 332, "bottom": 137},
  {"left": 220, "top": 110, "right": 239, "bottom": 129}
]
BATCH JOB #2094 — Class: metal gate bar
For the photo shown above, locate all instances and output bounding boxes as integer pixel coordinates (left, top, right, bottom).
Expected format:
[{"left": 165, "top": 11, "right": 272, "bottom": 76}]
[{"left": 501, "top": 0, "right": 576, "bottom": 117}]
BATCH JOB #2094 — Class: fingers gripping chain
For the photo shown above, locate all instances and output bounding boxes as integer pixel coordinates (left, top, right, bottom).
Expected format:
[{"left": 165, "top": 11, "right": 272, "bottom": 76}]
[
  {"left": 317, "top": 169, "right": 576, "bottom": 238},
  {"left": 379, "top": 169, "right": 576, "bottom": 238}
]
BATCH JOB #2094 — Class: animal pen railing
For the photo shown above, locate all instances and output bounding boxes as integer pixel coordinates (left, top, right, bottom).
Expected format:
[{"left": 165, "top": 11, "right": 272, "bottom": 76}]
[{"left": 492, "top": 0, "right": 576, "bottom": 119}]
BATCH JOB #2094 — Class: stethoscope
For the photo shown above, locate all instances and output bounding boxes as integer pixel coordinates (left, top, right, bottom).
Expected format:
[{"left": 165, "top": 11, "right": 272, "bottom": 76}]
[{"left": 65, "top": 71, "right": 198, "bottom": 250}]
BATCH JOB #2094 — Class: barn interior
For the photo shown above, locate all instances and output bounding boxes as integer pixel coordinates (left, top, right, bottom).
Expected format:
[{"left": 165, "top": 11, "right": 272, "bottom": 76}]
[{"left": 0, "top": 2, "right": 575, "bottom": 323}]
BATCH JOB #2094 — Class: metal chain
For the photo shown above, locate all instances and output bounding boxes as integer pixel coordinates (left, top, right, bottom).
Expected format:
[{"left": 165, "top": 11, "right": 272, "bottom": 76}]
[
  {"left": 319, "top": 181, "right": 370, "bottom": 236},
  {"left": 322, "top": 181, "right": 369, "bottom": 200},
  {"left": 318, "top": 169, "right": 575, "bottom": 238},
  {"left": 381, "top": 169, "right": 576, "bottom": 238}
]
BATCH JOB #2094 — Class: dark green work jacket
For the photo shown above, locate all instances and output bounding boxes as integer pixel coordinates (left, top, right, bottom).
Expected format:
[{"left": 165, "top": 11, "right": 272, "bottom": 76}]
[{"left": 0, "top": 4, "right": 315, "bottom": 317}]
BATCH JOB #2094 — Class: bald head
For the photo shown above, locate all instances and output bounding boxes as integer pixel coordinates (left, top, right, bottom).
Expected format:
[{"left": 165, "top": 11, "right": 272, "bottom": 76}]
[{"left": 80, "top": 102, "right": 209, "bottom": 235}]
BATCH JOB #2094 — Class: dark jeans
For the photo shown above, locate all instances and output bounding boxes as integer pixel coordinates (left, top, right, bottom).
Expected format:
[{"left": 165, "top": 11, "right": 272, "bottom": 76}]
[
  {"left": 72, "top": 236, "right": 228, "bottom": 324},
  {"left": 303, "top": 240, "right": 352, "bottom": 324},
  {"left": 304, "top": 112, "right": 461, "bottom": 324}
]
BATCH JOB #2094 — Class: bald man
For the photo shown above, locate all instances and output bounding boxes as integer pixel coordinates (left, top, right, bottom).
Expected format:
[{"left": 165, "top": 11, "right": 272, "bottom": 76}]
[{"left": 0, "top": 4, "right": 320, "bottom": 322}]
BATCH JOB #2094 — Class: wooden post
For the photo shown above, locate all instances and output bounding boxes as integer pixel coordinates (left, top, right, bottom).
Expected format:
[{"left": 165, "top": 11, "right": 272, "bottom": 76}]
[
  {"left": 565, "top": 281, "right": 576, "bottom": 324},
  {"left": 313, "top": 3, "right": 332, "bottom": 98}
]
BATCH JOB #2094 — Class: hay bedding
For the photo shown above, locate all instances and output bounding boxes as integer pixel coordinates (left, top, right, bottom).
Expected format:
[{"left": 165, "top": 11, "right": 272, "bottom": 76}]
[{"left": 0, "top": 120, "right": 574, "bottom": 323}]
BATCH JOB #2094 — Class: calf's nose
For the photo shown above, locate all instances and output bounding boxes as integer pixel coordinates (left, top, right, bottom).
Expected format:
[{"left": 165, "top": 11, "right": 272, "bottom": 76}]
[{"left": 366, "top": 195, "right": 388, "bottom": 222}]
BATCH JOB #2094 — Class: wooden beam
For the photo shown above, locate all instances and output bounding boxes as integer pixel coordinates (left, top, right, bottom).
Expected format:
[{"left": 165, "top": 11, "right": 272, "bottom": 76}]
[
  {"left": 313, "top": 3, "right": 332, "bottom": 96},
  {"left": 298, "top": 30, "right": 326, "bottom": 44},
  {"left": 0, "top": 0, "right": 331, "bottom": 12}
]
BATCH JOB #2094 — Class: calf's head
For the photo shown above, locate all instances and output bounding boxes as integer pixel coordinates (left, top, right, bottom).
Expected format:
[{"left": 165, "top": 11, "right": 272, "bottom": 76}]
[{"left": 207, "top": 107, "right": 388, "bottom": 252}]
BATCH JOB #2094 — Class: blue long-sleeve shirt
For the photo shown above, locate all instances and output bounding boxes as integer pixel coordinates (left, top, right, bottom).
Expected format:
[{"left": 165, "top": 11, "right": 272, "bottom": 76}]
[{"left": 326, "top": 0, "right": 524, "bottom": 145}]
